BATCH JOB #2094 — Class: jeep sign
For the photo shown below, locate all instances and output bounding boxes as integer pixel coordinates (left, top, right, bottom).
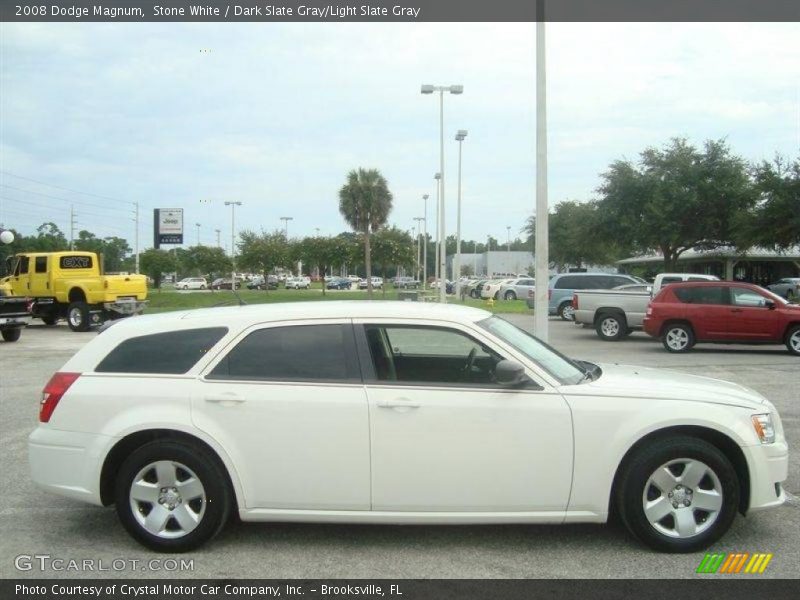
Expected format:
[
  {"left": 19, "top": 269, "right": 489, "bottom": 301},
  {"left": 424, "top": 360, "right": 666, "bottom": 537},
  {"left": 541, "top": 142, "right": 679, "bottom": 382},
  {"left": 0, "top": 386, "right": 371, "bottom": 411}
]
[{"left": 154, "top": 208, "right": 184, "bottom": 247}]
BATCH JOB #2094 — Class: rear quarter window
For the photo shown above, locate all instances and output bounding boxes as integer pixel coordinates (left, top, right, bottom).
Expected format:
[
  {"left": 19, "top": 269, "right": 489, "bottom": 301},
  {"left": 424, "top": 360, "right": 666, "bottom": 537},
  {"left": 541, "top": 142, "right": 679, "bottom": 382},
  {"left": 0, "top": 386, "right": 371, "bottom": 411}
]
[{"left": 95, "top": 327, "right": 228, "bottom": 374}]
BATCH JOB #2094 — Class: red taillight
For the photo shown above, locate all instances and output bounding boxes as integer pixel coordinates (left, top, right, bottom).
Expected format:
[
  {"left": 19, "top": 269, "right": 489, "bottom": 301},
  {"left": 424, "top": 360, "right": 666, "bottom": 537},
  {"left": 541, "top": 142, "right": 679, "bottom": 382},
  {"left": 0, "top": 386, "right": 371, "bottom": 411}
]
[
  {"left": 40, "top": 372, "right": 81, "bottom": 423},
  {"left": 572, "top": 293, "right": 579, "bottom": 310}
]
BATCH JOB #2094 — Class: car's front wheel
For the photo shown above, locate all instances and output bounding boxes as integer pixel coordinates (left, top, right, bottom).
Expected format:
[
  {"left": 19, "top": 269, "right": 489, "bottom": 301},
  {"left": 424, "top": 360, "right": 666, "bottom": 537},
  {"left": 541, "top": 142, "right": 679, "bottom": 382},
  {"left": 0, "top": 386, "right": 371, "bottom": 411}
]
[
  {"left": 615, "top": 436, "right": 739, "bottom": 553},
  {"left": 785, "top": 324, "right": 800, "bottom": 356},
  {"left": 504, "top": 290, "right": 517, "bottom": 300},
  {"left": 662, "top": 323, "right": 694, "bottom": 352},
  {"left": 115, "top": 440, "right": 231, "bottom": 553},
  {"left": 558, "top": 301, "right": 575, "bottom": 321}
]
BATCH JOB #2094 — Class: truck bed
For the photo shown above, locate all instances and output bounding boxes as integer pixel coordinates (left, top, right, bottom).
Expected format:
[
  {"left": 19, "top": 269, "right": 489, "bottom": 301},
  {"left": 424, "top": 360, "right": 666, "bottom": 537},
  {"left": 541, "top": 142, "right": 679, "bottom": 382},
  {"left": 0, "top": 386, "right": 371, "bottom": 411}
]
[{"left": 573, "top": 289, "right": 651, "bottom": 329}]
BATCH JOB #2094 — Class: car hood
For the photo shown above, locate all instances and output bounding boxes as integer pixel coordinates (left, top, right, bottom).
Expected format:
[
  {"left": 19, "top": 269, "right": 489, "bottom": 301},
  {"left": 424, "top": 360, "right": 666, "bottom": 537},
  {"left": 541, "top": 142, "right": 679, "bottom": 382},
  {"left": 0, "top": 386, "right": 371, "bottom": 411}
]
[{"left": 564, "top": 363, "right": 766, "bottom": 409}]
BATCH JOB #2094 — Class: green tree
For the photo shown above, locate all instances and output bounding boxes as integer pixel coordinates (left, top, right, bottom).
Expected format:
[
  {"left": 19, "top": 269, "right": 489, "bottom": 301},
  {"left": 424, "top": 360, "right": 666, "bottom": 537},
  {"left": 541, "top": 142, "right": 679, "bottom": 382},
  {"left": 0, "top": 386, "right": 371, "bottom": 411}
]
[
  {"left": 74, "top": 231, "right": 131, "bottom": 272},
  {"left": 596, "top": 138, "right": 755, "bottom": 271},
  {"left": 139, "top": 248, "right": 177, "bottom": 289},
  {"left": 371, "top": 227, "right": 415, "bottom": 296},
  {"left": 237, "top": 230, "right": 290, "bottom": 290},
  {"left": 547, "top": 200, "right": 620, "bottom": 269},
  {"left": 184, "top": 245, "right": 232, "bottom": 279},
  {"left": 338, "top": 168, "right": 393, "bottom": 297},
  {"left": 31, "top": 222, "right": 69, "bottom": 252},
  {"left": 297, "top": 236, "right": 347, "bottom": 296}
]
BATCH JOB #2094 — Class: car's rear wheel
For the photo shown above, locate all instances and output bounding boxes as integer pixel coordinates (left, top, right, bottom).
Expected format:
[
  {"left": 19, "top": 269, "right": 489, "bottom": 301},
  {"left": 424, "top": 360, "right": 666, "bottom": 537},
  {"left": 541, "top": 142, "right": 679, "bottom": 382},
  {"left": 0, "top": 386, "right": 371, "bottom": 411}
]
[
  {"left": 200, "top": 285, "right": 206, "bottom": 290},
  {"left": 115, "top": 440, "right": 231, "bottom": 553},
  {"left": 2, "top": 328, "right": 22, "bottom": 342},
  {"left": 67, "top": 301, "right": 91, "bottom": 332},
  {"left": 615, "top": 436, "right": 739, "bottom": 553},
  {"left": 504, "top": 290, "right": 517, "bottom": 300},
  {"left": 662, "top": 323, "right": 694, "bottom": 352},
  {"left": 41, "top": 314, "right": 58, "bottom": 326},
  {"left": 558, "top": 301, "right": 575, "bottom": 321},
  {"left": 596, "top": 313, "right": 627, "bottom": 341},
  {"left": 785, "top": 325, "right": 800, "bottom": 356}
]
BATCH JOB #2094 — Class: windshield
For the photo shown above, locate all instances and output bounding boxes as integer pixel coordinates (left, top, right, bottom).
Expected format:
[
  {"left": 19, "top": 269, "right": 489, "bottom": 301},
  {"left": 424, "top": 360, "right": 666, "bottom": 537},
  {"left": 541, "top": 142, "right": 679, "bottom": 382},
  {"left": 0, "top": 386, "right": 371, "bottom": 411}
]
[{"left": 479, "top": 316, "right": 586, "bottom": 385}]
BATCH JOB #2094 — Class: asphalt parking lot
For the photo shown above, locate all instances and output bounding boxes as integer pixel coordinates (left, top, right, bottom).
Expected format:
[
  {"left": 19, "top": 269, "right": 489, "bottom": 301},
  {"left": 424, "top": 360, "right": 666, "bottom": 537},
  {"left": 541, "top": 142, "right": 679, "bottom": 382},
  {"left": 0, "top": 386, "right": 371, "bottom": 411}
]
[{"left": 0, "top": 315, "right": 797, "bottom": 579}]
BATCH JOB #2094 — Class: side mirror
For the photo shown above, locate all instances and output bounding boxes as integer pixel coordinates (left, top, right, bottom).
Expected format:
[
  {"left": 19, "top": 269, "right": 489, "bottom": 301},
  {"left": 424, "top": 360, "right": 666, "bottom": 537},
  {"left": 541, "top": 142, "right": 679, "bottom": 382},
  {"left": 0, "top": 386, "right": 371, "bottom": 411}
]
[
  {"left": 765, "top": 300, "right": 776, "bottom": 310},
  {"left": 495, "top": 359, "right": 530, "bottom": 388}
]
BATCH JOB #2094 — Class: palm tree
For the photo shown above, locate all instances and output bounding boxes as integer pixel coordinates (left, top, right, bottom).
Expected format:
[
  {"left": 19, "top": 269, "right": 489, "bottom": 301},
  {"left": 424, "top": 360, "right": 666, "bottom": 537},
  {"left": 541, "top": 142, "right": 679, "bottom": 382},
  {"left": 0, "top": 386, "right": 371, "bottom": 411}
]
[{"left": 338, "top": 168, "right": 393, "bottom": 297}]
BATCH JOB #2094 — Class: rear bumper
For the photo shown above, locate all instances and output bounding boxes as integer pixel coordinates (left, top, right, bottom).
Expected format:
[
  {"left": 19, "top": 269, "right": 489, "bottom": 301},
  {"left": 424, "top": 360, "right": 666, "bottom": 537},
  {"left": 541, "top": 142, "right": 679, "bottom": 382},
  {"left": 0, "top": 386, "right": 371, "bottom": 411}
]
[
  {"left": 0, "top": 315, "right": 30, "bottom": 327},
  {"left": 744, "top": 440, "right": 789, "bottom": 513},
  {"left": 28, "top": 427, "right": 111, "bottom": 506}
]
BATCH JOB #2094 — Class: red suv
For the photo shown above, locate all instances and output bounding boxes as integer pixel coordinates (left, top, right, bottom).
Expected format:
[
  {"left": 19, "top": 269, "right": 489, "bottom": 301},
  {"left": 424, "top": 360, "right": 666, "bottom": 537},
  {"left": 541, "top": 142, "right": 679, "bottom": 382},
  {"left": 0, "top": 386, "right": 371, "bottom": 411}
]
[{"left": 643, "top": 281, "right": 800, "bottom": 354}]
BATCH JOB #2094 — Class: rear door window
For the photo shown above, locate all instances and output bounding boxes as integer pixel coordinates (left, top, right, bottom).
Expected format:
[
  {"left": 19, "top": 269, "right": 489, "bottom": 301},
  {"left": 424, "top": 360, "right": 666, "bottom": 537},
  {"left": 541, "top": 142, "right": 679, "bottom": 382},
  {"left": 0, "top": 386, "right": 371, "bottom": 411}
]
[
  {"left": 96, "top": 327, "right": 228, "bottom": 374},
  {"left": 208, "top": 324, "right": 360, "bottom": 382},
  {"left": 673, "top": 286, "right": 727, "bottom": 305},
  {"left": 35, "top": 256, "right": 47, "bottom": 273}
]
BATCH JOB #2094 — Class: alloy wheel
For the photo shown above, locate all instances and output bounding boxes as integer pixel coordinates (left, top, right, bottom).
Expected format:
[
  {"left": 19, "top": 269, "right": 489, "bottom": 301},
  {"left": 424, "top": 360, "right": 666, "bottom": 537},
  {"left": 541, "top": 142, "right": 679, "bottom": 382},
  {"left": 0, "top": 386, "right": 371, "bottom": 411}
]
[
  {"left": 665, "top": 327, "right": 689, "bottom": 351},
  {"left": 601, "top": 317, "right": 620, "bottom": 338},
  {"left": 789, "top": 329, "right": 800, "bottom": 354}
]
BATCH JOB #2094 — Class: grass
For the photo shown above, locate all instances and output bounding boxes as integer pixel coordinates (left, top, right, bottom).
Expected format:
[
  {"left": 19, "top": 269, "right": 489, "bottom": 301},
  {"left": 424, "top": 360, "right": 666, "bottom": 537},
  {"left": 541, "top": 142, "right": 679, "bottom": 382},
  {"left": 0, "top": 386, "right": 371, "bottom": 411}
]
[{"left": 145, "top": 283, "right": 531, "bottom": 315}]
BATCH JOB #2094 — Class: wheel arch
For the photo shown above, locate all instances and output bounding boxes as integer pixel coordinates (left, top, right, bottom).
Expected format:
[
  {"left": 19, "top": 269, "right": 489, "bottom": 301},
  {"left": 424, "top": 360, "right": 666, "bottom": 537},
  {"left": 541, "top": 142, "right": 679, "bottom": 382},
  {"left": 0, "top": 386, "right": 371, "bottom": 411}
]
[
  {"left": 593, "top": 307, "right": 627, "bottom": 326},
  {"left": 68, "top": 287, "right": 87, "bottom": 303},
  {"left": 99, "top": 428, "right": 241, "bottom": 509},
  {"left": 608, "top": 425, "right": 750, "bottom": 519},
  {"left": 781, "top": 321, "right": 800, "bottom": 342}
]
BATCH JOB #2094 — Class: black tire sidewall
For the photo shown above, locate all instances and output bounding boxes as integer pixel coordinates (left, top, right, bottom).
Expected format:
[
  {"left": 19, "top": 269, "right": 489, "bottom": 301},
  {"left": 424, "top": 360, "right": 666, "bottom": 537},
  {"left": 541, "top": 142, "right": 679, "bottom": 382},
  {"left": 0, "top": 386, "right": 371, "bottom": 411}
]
[
  {"left": 596, "top": 314, "right": 625, "bottom": 341},
  {"left": 505, "top": 291, "right": 516, "bottom": 300},
  {"left": 1, "top": 328, "right": 22, "bottom": 342},
  {"left": 67, "top": 302, "right": 90, "bottom": 332},
  {"left": 786, "top": 325, "right": 800, "bottom": 356},
  {"left": 114, "top": 440, "right": 231, "bottom": 553},
  {"left": 616, "top": 436, "right": 739, "bottom": 553}
]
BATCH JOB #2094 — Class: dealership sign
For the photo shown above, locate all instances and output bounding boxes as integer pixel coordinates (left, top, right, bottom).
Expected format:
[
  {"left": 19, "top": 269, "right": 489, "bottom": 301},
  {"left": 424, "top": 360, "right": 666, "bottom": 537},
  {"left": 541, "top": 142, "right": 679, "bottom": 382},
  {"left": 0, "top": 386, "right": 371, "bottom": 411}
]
[{"left": 154, "top": 208, "right": 184, "bottom": 247}]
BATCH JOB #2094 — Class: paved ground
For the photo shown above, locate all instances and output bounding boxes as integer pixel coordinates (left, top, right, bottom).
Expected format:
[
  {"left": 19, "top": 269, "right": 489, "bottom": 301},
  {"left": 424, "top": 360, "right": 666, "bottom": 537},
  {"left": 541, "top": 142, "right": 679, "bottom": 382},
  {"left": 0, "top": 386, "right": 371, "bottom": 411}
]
[{"left": 0, "top": 316, "right": 797, "bottom": 579}]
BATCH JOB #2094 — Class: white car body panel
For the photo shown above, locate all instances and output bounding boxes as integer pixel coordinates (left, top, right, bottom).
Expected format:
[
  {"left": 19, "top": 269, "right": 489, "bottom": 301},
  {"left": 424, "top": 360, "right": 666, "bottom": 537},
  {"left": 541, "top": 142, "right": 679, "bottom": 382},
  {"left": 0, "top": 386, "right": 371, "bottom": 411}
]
[{"left": 28, "top": 301, "right": 787, "bottom": 530}]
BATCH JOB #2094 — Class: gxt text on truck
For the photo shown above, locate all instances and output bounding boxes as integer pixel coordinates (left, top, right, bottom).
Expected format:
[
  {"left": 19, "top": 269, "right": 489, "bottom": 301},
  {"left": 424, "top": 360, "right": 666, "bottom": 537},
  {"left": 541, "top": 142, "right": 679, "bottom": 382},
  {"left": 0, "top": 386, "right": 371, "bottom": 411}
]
[{"left": 1, "top": 251, "right": 148, "bottom": 331}]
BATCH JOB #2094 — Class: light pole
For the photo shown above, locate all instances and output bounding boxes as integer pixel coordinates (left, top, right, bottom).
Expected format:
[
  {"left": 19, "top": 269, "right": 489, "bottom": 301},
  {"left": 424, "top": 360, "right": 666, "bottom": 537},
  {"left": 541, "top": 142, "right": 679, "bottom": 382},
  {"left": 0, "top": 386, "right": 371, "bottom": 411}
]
[
  {"left": 224, "top": 201, "right": 242, "bottom": 289},
  {"left": 421, "top": 194, "right": 429, "bottom": 289},
  {"left": 422, "top": 83, "right": 463, "bottom": 303},
  {"left": 433, "top": 172, "right": 441, "bottom": 288},
  {"left": 413, "top": 217, "right": 424, "bottom": 283},
  {"left": 196, "top": 223, "right": 201, "bottom": 246},
  {"left": 215, "top": 229, "right": 221, "bottom": 248},
  {"left": 507, "top": 226, "right": 511, "bottom": 252},
  {"left": 535, "top": 4, "right": 550, "bottom": 341},
  {"left": 280, "top": 216, "right": 293, "bottom": 238},
  {"left": 454, "top": 129, "right": 467, "bottom": 298}
]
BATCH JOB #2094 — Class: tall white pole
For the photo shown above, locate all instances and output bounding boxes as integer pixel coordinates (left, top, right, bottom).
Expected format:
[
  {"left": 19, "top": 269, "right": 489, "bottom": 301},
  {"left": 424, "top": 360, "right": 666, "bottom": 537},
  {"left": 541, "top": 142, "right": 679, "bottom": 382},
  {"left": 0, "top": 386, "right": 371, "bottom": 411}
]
[
  {"left": 535, "top": 10, "right": 550, "bottom": 341},
  {"left": 134, "top": 201, "right": 139, "bottom": 274},
  {"left": 422, "top": 194, "right": 428, "bottom": 289},
  {"left": 455, "top": 135, "right": 464, "bottom": 298},
  {"left": 438, "top": 90, "right": 446, "bottom": 303},
  {"left": 434, "top": 175, "right": 440, "bottom": 288}
]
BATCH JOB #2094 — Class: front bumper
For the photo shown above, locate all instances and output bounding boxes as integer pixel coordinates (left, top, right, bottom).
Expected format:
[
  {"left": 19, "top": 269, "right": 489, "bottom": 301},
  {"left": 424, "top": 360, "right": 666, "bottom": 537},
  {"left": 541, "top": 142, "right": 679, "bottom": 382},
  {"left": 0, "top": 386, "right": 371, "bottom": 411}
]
[
  {"left": 744, "top": 439, "right": 789, "bottom": 512},
  {"left": 28, "top": 427, "right": 112, "bottom": 506}
]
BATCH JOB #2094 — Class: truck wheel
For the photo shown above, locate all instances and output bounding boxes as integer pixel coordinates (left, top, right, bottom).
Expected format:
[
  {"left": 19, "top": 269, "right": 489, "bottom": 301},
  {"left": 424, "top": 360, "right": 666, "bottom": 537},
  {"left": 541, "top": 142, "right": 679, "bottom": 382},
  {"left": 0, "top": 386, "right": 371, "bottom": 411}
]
[
  {"left": 67, "top": 302, "right": 91, "bottom": 332},
  {"left": 558, "top": 301, "right": 575, "bottom": 321},
  {"left": 596, "top": 313, "right": 627, "bottom": 341},
  {"left": 1, "top": 328, "right": 22, "bottom": 342},
  {"left": 41, "top": 315, "right": 58, "bottom": 326}
]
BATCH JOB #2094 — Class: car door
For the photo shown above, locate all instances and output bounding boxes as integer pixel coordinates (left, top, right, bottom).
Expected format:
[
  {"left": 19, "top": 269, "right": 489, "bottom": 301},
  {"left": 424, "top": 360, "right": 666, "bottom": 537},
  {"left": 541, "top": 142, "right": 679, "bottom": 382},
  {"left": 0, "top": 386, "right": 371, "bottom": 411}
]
[
  {"left": 30, "top": 256, "right": 50, "bottom": 296},
  {"left": 355, "top": 319, "right": 573, "bottom": 514},
  {"left": 674, "top": 285, "right": 730, "bottom": 339},
  {"left": 727, "top": 287, "right": 780, "bottom": 341},
  {"left": 192, "top": 319, "right": 371, "bottom": 510}
]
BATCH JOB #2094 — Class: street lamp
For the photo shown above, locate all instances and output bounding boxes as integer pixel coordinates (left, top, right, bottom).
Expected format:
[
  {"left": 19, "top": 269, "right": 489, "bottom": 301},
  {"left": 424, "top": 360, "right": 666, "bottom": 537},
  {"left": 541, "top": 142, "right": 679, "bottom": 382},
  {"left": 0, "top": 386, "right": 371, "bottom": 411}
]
[
  {"left": 433, "top": 172, "right": 441, "bottom": 288},
  {"left": 413, "top": 217, "right": 425, "bottom": 284},
  {"left": 507, "top": 225, "right": 511, "bottom": 252},
  {"left": 421, "top": 194, "right": 429, "bottom": 289},
  {"left": 422, "top": 83, "right": 464, "bottom": 303},
  {"left": 196, "top": 222, "right": 201, "bottom": 246},
  {"left": 280, "top": 216, "right": 293, "bottom": 238},
  {"left": 454, "top": 129, "right": 468, "bottom": 298},
  {"left": 214, "top": 229, "right": 221, "bottom": 248},
  {"left": 224, "top": 201, "right": 242, "bottom": 290}
]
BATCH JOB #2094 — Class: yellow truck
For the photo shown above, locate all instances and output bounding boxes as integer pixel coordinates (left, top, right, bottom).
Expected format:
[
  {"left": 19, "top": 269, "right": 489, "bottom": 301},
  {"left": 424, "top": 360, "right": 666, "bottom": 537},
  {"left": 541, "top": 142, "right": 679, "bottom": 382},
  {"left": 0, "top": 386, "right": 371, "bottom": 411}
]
[{"left": 1, "top": 251, "right": 147, "bottom": 331}]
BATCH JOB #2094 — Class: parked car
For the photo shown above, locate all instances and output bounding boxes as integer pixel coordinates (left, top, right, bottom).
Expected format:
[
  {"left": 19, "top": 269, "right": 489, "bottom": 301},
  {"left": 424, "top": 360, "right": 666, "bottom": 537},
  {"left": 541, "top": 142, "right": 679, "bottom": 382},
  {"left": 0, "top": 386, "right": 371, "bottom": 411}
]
[
  {"left": 326, "top": 277, "right": 353, "bottom": 290},
  {"left": 285, "top": 277, "right": 311, "bottom": 290},
  {"left": 246, "top": 275, "right": 278, "bottom": 290},
  {"left": 29, "top": 301, "right": 788, "bottom": 552},
  {"left": 767, "top": 277, "right": 800, "bottom": 301},
  {"left": 499, "top": 278, "right": 535, "bottom": 301},
  {"left": 573, "top": 274, "right": 720, "bottom": 341},
  {"left": 643, "top": 281, "right": 800, "bottom": 354},
  {"left": 466, "top": 280, "right": 488, "bottom": 299},
  {"left": 481, "top": 279, "right": 514, "bottom": 300},
  {"left": 526, "top": 273, "right": 645, "bottom": 321},
  {"left": 393, "top": 276, "right": 420, "bottom": 289},
  {"left": 358, "top": 277, "right": 383, "bottom": 290},
  {"left": 211, "top": 278, "right": 242, "bottom": 290},
  {"left": 175, "top": 278, "right": 207, "bottom": 290}
]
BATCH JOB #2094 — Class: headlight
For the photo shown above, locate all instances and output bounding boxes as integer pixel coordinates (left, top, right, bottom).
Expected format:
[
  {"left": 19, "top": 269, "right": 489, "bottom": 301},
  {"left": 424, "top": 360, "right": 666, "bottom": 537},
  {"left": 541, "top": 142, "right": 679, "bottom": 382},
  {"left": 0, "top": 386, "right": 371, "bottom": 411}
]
[{"left": 751, "top": 414, "right": 776, "bottom": 444}]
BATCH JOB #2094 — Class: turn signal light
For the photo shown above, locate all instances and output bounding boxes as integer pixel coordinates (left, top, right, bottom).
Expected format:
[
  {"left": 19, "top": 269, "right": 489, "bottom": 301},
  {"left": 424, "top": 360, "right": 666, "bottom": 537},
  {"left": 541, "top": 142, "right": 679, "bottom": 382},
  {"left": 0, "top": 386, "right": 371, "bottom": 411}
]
[{"left": 40, "top": 372, "right": 81, "bottom": 423}]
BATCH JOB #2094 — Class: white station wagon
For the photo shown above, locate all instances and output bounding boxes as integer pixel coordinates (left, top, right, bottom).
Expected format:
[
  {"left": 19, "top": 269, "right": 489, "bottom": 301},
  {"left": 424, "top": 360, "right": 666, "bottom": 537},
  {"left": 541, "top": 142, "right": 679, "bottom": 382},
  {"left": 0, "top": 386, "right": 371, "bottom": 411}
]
[{"left": 29, "top": 302, "right": 787, "bottom": 552}]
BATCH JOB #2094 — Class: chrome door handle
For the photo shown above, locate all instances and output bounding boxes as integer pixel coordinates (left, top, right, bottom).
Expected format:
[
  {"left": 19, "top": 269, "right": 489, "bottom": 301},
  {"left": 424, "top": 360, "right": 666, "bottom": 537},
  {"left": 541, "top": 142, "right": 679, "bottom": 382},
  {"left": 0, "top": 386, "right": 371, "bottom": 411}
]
[
  {"left": 204, "top": 395, "right": 246, "bottom": 405},
  {"left": 377, "top": 398, "right": 421, "bottom": 409}
]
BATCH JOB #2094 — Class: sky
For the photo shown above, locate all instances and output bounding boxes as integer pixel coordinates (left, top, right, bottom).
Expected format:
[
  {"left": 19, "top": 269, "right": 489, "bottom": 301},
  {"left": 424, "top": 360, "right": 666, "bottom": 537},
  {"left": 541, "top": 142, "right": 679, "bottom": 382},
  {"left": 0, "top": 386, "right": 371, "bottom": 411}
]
[{"left": 1, "top": 22, "right": 799, "bottom": 251}]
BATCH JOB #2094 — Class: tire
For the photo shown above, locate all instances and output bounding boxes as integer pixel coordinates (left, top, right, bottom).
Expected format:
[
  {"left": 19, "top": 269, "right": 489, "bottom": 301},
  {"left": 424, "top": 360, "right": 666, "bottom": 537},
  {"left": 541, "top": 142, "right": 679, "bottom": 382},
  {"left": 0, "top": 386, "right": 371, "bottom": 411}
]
[
  {"left": 785, "top": 324, "right": 800, "bottom": 356},
  {"left": 662, "top": 323, "right": 695, "bottom": 353},
  {"left": 615, "top": 436, "right": 739, "bottom": 553},
  {"left": 115, "top": 440, "right": 231, "bottom": 553},
  {"left": 504, "top": 290, "right": 517, "bottom": 301},
  {"left": 67, "top": 301, "right": 91, "bottom": 332},
  {"left": 470, "top": 290, "right": 478, "bottom": 299},
  {"left": 1, "top": 328, "right": 22, "bottom": 342},
  {"left": 558, "top": 301, "right": 575, "bottom": 321},
  {"left": 41, "top": 314, "right": 58, "bottom": 326},
  {"left": 200, "top": 285, "right": 206, "bottom": 290},
  {"left": 494, "top": 291, "right": 500, "bottom": 300},
  {"left": 596, "top": 313, "right": 627, "bottom": 341}
]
